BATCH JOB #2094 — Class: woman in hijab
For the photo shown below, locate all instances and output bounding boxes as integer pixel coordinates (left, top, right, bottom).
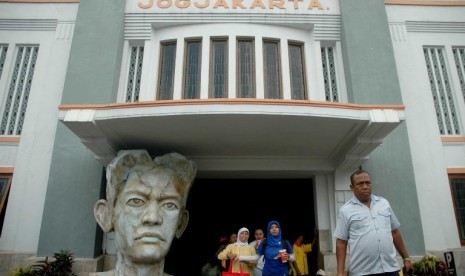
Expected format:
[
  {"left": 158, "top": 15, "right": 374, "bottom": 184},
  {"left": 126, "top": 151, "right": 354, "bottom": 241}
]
[
  {"left": 255, "top": 220, "right": 295, "bottom": 276},
  {"left": 218, "top": 227, "right": 257, "bottom": 275}
]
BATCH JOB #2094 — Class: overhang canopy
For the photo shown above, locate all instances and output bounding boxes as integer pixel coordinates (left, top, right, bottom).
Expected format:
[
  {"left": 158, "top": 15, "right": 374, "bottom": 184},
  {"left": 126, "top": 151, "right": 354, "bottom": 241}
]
[{"left": 58, "top": 99, "right": 405, "bottom": 177}]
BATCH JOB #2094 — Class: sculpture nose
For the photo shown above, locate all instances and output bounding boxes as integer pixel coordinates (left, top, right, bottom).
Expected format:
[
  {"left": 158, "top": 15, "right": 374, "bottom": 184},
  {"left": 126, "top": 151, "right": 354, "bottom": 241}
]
[{"left": 142, "top": 202, "right": 163, "bottom": 225}]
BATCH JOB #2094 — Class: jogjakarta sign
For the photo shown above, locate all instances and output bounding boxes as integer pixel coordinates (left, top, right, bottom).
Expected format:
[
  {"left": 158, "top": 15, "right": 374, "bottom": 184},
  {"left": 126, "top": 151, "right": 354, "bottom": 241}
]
[{"left": 136, "top": 0, "right": 328, "bottom": 10}]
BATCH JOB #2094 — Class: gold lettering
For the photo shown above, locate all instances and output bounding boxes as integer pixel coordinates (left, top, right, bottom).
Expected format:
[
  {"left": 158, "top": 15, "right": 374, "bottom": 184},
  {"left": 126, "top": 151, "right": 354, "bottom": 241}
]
[
  {"left": 194, "top": 0, "right": 209, "bottom": 8},
  {"left": 233, "top": 0, "right": 246, "bottom": 9},
  {"left": 288, "top": 0, "right": 301, "bottom": 9},
  {"left": 138, "top": 0, "right": 154, "bottom": 9},
  {"left": 214, "top": 0, "right": 229, "bottom": 8},
  {"left": 308, "top": 0, "right": 323, "bottom": 10},
  {"left": 176, "top": 0, "right": 191, "bottom": 8},
  {"left": 269, "top": 0, "right": 285, "bottom": 9},
  {"left": 250, "top": 0, "right": 266, "bottom": 9}
]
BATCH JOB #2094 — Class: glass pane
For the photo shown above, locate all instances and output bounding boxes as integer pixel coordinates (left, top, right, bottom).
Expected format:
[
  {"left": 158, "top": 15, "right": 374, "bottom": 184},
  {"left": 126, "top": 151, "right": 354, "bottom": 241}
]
[
  {"left": 210, "top": 40, "right": 228, "bottom": 98},
  {"left": 237, "top": 39, "right": 255, "bottom": 98},
  {"left": 158, "top": 42, "right": 176, "bottom": 100},
  {"left": 263, "top": 41, "right": 281, "bottom": 99},
  {"left": 184, "top": 41, "right": 201, "bottom": 99},
  {"left": 289, "top": 44, "right": 306, "bottom": 100},
  {"left": 451, "top": 177, "right": 465, "bottom": 240}
]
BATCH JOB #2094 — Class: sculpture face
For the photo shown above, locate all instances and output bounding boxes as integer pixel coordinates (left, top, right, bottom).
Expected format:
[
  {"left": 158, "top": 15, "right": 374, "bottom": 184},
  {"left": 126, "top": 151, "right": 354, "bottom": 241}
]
[{"left": 113, "top": 167, "right": 184, "bottom": 263}]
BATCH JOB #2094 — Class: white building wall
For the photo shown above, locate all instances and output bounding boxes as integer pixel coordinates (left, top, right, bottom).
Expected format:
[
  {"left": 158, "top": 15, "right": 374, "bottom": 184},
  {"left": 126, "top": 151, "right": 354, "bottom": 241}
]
[
  {"left": 387, "top": 5, "right": 465, "bottom": 251},
  {"left": 0, "top": 3, "right": 78, "bottom": 252}
]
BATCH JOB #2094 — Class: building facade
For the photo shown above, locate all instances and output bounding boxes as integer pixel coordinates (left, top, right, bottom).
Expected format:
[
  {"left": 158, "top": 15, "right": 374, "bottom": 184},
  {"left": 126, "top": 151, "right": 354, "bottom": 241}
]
[{"left": 0, "top": 0, "right": 464, "bottom": 275}]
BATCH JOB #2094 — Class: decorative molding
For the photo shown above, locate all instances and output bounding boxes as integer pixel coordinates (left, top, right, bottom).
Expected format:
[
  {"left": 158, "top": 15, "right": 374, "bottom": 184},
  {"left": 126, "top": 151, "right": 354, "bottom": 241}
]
[
  {"left": 0, "top": 0, "right": 78, "bottom": 3},
  {"left": 0, "top": 136, "right": 20, "bottom": 143},
  {"left": 389, "top": 23, "right": 407, "bottom": 42},
  {"left": 0, "top": 167, "right": 14, "bottom": 173},
  {"left": 0, "top": 18, "right": 57, "bottom": 31},
  {"left": 124, "top": 13, "right": 341, "bottom": 41},
  {"left": 447, "top": 168, "right": 465, "bottom": 174},
  {"left": 386, "top": 0, "right": 465, "bottom": 6},
  {"left": 442, "top": 136, "right": 465, "bottom": 142},
  {"left": 406, "top": 21, "right": 465, "bottom": 33},
  {"left": 59, "top": 99, "right": 406, "bottom": 111},
  {"left": 55, "top": 20, "right": 75, "bottom": 41}
]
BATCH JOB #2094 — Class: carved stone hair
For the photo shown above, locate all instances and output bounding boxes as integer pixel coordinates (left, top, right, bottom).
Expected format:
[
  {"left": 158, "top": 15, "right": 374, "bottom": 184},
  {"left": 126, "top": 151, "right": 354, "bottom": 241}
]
[{"left": 105, "top": 150, "right": 197, "bottom": 209}]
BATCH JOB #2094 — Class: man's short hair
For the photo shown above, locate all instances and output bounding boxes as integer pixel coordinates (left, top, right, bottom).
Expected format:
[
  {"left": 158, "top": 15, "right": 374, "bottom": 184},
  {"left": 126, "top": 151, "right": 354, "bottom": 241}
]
[
  {"left": 106, "top": 150, "right": 196, "bottom": 210},
  {"left": 349, "top": 169, "right": 370, "bottom": 185}
]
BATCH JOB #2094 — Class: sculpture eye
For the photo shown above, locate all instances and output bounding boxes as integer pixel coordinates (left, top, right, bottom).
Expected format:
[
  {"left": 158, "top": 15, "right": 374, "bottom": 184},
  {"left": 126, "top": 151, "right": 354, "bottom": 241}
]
[
  {"left": 127, "top": 198, "right": 145, "bottom": 207},
  {"left": 162, "top": 202, "right": 178, "bottom": 210}
]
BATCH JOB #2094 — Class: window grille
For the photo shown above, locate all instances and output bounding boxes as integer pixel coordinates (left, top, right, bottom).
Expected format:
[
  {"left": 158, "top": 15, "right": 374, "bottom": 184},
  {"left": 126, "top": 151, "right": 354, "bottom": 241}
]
[
  {"left": 209, "top": 39, "right": 228, "bottom": 98},
  {"left": 237, "top": 38, "right": 255, "bottom": 98},
  {"left": 184, "top": 40, "right": 202, "bottom": 99},
  {"left": 263, "top": 40, "right": 282, "bottom": 99},
  {"left": 158, "top": 42, "right": 177, "bottom": 100},
  {"left": 321, "top": 46, "right": 338, "bottom": 102},
  {"left": 452, "top": 47, "right": 465, "bottom": 103},
  {"left": 126, "top": 46, "right": 144, "bottom": 102},
  {"left": 1, "top": 46, "right": 39, "bottom": 136},
  {"left": 423, "top": 47, "right": 460, "bottom": 135},
  {"left": 450, "top": 175, "right": 465, "bottom": 243},
  {"left": 0, "top": 45, "right": 8, "bottom": 80},
  {"left": 289, "top": 43, "right": 306, "bottom": 100}
]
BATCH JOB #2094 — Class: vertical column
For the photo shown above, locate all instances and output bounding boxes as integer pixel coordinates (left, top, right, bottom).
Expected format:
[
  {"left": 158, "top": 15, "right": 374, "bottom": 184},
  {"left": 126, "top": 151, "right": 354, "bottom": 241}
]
[
  {"left": 201, "top": 36, "right": 210, "bottom": 99},
  {"left": 255, "top": 36, "right": 264, "bottom": 99},
  {"left": 228, "top": 35, "right": 236, "bottom": 98},
  {"left": 173, "top": 38, "right": 184, "bottom": 100},
  {"left": 280, "top": 39, "right": 291, "bottom": 100},
  {"left": 37, "top": 0, "right": 125, "bottom": 258}
]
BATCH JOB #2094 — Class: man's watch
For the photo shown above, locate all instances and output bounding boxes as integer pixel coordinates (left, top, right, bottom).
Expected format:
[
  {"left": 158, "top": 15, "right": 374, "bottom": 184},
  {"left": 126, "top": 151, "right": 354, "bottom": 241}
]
[{"left": 403, "top": 257, "right": 411, "bottom": 262}]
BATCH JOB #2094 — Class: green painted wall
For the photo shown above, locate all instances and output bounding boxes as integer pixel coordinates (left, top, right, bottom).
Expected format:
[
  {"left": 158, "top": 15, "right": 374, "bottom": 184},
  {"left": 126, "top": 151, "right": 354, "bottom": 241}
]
[
  {"left": 37, "top": 0, "right": 125, "bottom": 258},
  {"left": 340, "top": 0, "right": 425, "bottom": 255}
]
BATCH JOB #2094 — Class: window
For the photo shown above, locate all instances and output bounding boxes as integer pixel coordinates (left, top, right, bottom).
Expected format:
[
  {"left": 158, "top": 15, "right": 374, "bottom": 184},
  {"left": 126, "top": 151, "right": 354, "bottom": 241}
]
[
  {"left": 263, "top": 40, "right": 282, "bottom": 99},
  {"left": 125, "top": 46, "right": 144, "bottom": 102},
  {"left": 450, "top": 174, "right": 465, "bottom": 244},
  {"left": 237, "top": 38, "right": 255, "bottom": 98},
  {"left": 158, "top": 41, "right": 177, "bottom": 100},
  {"left": 1, "top": 45, "right": 39, "bottom": 136},
  {"left": 209, "top": 38, "right": 228, "bottom": 98},
  {"left": 423, "top": 47, "right": 461, "bottom": 135},
  {"left": 0, "top": 45, "right": 8, "bottom": 80},
  {"left": 321, "top": 46, "right": 339, "bottom": 102},
  {"left": 183, "top": 39, "right": 202, "bottom": 99},
  {"left": 288, "top": 42, "right": 306, "bottom": 100},
  {"left": 0, "top": 174, "right": 12, "bottom": 236},
  {"left": 452, "top": 47, "right": 465, "bottom": 103}
]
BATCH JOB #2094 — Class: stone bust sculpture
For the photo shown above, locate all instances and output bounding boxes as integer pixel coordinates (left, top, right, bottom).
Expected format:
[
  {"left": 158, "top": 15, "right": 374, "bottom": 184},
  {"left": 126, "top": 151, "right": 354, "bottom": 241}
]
[{"left": 92, "top": 150, "right": 196, "bottom": 276}]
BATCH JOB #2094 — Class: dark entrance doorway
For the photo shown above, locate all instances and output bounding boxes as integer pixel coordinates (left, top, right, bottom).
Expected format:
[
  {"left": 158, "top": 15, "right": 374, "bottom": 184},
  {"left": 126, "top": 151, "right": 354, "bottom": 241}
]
[{"left": 165, "top": 178, "right": 317, "bottom": 276}]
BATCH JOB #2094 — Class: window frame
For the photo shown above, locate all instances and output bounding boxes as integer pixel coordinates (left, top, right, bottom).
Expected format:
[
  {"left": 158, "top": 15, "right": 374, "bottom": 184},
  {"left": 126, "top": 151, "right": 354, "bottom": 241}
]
[
  {"left": 449, "top": 173, "right": 465, "bottom": 245},
  {"left": 262, "top": 38, "right": 283, "bottom": 99},
  {"left": 157, "top": 40, "right": 177, "bottom": 101},
  {"left": 236, "top": 37, "right": 256, "bottom": 99},
  {"left": 0, "top": 173, "right": 12, "bottom": 236},
  {"left": 182, "top": 38, "right": 202, "bottom": 99},
  {"left": 209, "top": 37, "right": 229, "bottom": 99},
  {"left": 288, "top": 40, "right": 308, "bottom": 100}
]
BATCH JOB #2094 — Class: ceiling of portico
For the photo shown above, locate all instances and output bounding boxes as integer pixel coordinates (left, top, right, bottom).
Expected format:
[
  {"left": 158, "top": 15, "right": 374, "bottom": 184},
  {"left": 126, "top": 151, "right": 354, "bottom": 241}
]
[{"left": 58, "top": 99, "right": 405, "bottom": 177}]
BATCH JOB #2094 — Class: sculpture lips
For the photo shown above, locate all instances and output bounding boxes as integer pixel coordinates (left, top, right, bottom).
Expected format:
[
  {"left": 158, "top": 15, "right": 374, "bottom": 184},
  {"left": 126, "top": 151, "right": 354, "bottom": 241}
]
[{"left": 135, "top": 232, "right": 164, "bottom": 242}]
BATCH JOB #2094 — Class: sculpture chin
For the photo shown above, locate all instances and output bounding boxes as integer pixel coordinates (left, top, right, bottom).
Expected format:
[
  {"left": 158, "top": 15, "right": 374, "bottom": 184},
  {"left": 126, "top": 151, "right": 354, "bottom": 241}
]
[{"left": 129, "top": 246, "right": 167, "bottom": 264}]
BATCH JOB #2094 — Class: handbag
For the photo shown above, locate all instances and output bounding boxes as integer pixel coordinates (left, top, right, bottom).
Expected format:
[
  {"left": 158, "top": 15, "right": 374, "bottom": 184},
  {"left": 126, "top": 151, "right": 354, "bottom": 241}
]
[{"left": 221, "top": 260, "right": 250, "bottom": 276}]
